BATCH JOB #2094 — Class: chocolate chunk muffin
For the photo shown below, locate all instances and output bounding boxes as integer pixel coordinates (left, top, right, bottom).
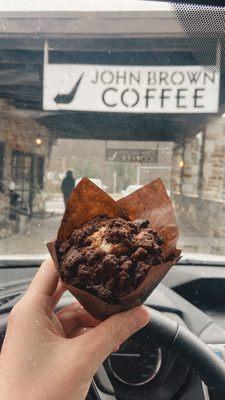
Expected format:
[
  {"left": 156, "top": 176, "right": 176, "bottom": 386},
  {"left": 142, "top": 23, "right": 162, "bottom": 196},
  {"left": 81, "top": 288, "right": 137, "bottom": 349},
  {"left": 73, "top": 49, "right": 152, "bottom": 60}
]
[{"left": 58, "top": 216, "right": 164, "bottom": 304}]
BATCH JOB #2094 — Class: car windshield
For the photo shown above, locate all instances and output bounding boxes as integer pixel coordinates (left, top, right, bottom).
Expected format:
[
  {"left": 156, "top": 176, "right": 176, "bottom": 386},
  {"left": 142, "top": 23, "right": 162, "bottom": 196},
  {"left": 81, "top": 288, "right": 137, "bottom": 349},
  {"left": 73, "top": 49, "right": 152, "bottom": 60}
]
[{"left": 0, "top": 0, "right": 224, "bottom": 262}]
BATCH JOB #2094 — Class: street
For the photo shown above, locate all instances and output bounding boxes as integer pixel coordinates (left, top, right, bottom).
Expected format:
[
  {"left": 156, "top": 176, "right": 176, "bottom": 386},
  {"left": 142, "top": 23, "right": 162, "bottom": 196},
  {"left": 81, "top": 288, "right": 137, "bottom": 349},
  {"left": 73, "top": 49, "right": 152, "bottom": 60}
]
[
  {"left": 0, "top": 215, "right": 61, "bottom": 256},
  {"left": 0, "top": 212, "right": 225, "bottom": 257}
]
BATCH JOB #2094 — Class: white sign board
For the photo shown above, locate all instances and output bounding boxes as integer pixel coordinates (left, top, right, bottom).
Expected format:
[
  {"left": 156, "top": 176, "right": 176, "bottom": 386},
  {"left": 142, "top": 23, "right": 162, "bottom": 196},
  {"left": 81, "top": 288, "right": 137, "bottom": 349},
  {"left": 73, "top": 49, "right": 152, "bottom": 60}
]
[{"left": 43, "top": 64, "right": 220, "bottom": 113}]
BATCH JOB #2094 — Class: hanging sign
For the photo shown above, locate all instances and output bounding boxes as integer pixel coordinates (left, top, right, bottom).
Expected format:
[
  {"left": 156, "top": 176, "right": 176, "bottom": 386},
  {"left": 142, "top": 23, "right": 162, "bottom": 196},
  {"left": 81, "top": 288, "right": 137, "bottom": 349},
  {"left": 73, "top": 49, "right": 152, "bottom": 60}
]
[
  {"left": 106, "top": 148, "right": 158, "bottom": 163},
  {"left": 43, "top": 64, "right": 220, "bottom": 113}
]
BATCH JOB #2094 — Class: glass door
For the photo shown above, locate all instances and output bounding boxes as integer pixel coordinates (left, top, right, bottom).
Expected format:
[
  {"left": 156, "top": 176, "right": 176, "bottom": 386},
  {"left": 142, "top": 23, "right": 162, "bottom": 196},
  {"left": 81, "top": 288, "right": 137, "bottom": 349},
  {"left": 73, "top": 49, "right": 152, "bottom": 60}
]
[{"left": 11, "top": 151, "right": 33, "bottom": 213}]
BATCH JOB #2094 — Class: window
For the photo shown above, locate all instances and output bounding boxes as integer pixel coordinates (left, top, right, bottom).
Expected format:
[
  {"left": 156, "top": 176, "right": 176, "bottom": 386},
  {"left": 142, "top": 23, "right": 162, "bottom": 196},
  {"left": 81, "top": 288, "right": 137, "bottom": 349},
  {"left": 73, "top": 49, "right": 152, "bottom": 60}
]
[
  {"left": 0, "top": 141, "right": 4, "bottom": 192},
  {"left": 11, "top": 151, "right": 32, "bottom": 210},
  {"left": 36, "top": 157, "right": 45, "bottom": 190}
]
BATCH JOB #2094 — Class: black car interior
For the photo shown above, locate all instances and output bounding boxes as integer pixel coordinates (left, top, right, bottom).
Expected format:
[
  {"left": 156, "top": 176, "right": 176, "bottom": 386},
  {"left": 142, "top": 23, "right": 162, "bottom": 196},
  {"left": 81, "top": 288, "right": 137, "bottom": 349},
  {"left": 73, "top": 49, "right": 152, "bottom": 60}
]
[{"left": 1, "top": 259, "right": 225, "bottom": 400}]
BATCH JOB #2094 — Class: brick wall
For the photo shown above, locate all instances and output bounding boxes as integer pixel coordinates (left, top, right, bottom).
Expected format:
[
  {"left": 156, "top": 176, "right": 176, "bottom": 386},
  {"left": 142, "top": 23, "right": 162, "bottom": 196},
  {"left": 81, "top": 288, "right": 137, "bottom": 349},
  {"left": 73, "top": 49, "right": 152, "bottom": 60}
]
[
  {"left": 202, "top": 121, "right": 225, "bottom": 200},
  {"left": 172, "top": 117, "right": 225, "bottom": 244}
]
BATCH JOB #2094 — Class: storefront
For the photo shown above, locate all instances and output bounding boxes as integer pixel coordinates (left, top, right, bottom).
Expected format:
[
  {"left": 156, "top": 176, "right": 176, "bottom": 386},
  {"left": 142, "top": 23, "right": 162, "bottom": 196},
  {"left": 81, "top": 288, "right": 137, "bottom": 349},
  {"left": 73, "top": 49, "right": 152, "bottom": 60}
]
[
  {"left": 0, "top": 99, "right": 51, "bottom": 237},
  {"left": 0, "top": 4, "right": 224, "bottom": 246}
]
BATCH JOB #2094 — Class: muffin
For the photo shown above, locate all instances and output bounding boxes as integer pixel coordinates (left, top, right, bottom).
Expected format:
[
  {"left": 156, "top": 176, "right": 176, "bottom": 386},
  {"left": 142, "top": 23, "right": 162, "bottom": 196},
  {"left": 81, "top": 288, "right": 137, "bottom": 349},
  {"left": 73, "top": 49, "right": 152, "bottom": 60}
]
[{"left": 58, "top": 216, "right": 164, "bottom": 304}]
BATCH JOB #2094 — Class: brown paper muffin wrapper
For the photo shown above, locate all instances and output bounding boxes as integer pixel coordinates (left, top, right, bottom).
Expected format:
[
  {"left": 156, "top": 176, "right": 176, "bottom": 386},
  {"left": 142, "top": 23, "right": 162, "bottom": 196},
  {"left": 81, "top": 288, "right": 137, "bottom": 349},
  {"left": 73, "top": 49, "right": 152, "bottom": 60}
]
[{"left": 47, "top": 177, "right": 181, "bottom": 320}]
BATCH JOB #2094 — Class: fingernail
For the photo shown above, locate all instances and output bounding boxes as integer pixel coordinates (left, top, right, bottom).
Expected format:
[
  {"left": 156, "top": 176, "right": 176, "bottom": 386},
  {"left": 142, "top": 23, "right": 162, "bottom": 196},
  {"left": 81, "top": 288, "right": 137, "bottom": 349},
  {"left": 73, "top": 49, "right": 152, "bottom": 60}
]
[{"left": 131, "top": 306, "right": 150, "bottom": 329}]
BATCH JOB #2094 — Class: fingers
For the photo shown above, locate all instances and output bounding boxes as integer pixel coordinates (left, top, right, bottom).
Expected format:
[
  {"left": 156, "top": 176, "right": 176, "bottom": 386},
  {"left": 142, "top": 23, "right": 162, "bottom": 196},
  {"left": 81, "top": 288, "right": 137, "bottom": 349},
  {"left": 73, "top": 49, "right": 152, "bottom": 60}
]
[
  {"left": 27, "top": 259, "right": 59, "bottom": 299},
  {"left": 68, "top": 327, "right": 92, "bottom": 339},
  {"left": 51, "top": 279, "right": 65, "bottom": 309},
  {"left": 57, "top": 302, "right": 100, "bottom": 337},
  {"left": 78, "top": 306, "right": 150, "bottom": 375}
]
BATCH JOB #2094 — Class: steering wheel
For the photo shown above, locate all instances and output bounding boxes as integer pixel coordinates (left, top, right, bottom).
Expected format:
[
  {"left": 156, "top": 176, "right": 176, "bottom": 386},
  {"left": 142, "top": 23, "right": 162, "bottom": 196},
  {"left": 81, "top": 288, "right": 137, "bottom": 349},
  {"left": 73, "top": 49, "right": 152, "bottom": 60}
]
[
  {"left": 90, "top": 309, "right": 225, "bottom": 400},
  {"left": 1, "top": 306, "right": 225, "bottom": 400}
]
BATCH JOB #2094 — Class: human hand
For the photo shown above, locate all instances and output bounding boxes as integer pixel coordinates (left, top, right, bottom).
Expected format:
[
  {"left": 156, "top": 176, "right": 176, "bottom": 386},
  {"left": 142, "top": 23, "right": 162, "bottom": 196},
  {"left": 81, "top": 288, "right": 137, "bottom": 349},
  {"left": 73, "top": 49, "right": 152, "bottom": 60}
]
[{"left": 0, "top": 259, "right": 150, "bottom": 400}]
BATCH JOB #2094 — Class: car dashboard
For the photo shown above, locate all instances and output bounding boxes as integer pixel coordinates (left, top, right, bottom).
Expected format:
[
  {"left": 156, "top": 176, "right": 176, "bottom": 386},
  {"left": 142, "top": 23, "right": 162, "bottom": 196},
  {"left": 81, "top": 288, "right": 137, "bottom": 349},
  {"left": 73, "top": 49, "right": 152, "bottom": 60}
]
[{"left": 1, "top": 261, "right": 225, "bottom": 400}]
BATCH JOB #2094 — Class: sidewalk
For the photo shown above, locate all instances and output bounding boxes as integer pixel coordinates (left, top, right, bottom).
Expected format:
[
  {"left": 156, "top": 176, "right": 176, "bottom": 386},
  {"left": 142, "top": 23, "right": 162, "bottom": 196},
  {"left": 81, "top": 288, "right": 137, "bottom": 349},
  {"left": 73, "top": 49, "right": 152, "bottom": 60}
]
[
  {"left": 0, "top": 215, "right": 62, "bottom": 256},
  {"left": 0, "top": 213, "right": 225, "bottom": 257}
]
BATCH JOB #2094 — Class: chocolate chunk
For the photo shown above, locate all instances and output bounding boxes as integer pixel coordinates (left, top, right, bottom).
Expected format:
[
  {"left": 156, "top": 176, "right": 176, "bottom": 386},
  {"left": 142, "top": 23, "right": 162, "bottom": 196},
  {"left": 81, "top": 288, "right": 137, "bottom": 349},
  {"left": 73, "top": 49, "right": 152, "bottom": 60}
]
[
  {"left": 134, "top": 261, "right": 150, "bottom": 286},
  {"left": 105, "top": 227, "right": 130, "bottom": 245},
  {"left": 132, "top": 230, "right": 163, "bottom": 255},
  {"left": 59, "top": 239, "right": 71, "bottom": 255},
  {"left": 118, "top": 255, "right": 130, "bottom": 265},
  {"left": 131, "top": 247, "right": 148, "bottom": 262},
  {"left": 118, "top": 270, "right": 130, "bottom": 291},
  {"left": 120, "top": 260, "right": 133, "bottom": 273},
  {"left": 102, "top": 254, "right": 118, "bottom": 269},
  {"left": 72, "top": 264, "right": 90, "bottom": 286},
  {"left": 133, "top": 219, "right": 149, "bottom": 228},
  {"left": 91, "top": 284, "right": 113, "bottom": 301},
  {"left": 109, "top": 219, "right": 124, "bottom": 228},
  {"left": 102, "top": 254, "right": 118, "bottom": 280},
  {"left": 106, "top": 277, "right": 116, "bottom": 291},
  {"left": 126, "top": 221, "right": 139, "bottom": 234},
  {"left": 83, "top": 248, "right": 104, "bottom": 265},
  {"left": 156, "top": 235, "right": 164, "bottom": 246},
  {"left": 61, "top": 248, "right": 83, "bottom": 270}
]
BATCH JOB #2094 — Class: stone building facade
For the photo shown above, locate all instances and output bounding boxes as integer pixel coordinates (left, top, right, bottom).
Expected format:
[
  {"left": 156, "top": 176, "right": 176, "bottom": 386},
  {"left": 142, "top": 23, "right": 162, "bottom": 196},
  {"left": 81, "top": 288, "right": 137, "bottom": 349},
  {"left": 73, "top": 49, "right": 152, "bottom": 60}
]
[
  {"left": 172, "top": 117, "right": 225, "bottom": 245},
  {"left": 0, "top": 100, "right": 51, "bottom": 238}
]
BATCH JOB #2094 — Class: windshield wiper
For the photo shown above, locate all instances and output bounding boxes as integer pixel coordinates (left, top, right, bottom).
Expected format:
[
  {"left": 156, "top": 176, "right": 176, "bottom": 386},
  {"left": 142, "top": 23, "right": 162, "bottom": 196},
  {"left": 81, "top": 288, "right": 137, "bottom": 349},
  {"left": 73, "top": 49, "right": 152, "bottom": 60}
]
[
  {"left": 179, "top": 253, "right": 225, "bottom": 266},
  {"left": 1, "top": 253, "right": 225, "bottom": 268},
  {"left": 0, "top": 255, "right": 46, "bottom": 268}
]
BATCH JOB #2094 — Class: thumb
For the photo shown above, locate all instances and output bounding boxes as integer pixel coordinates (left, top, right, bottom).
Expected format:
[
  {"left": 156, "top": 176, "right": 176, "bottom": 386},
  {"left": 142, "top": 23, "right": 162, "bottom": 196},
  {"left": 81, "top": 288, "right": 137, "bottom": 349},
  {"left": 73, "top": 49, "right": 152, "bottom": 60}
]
[{"left": 81, "top": 306, "right": 150, "bottom": 374}]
